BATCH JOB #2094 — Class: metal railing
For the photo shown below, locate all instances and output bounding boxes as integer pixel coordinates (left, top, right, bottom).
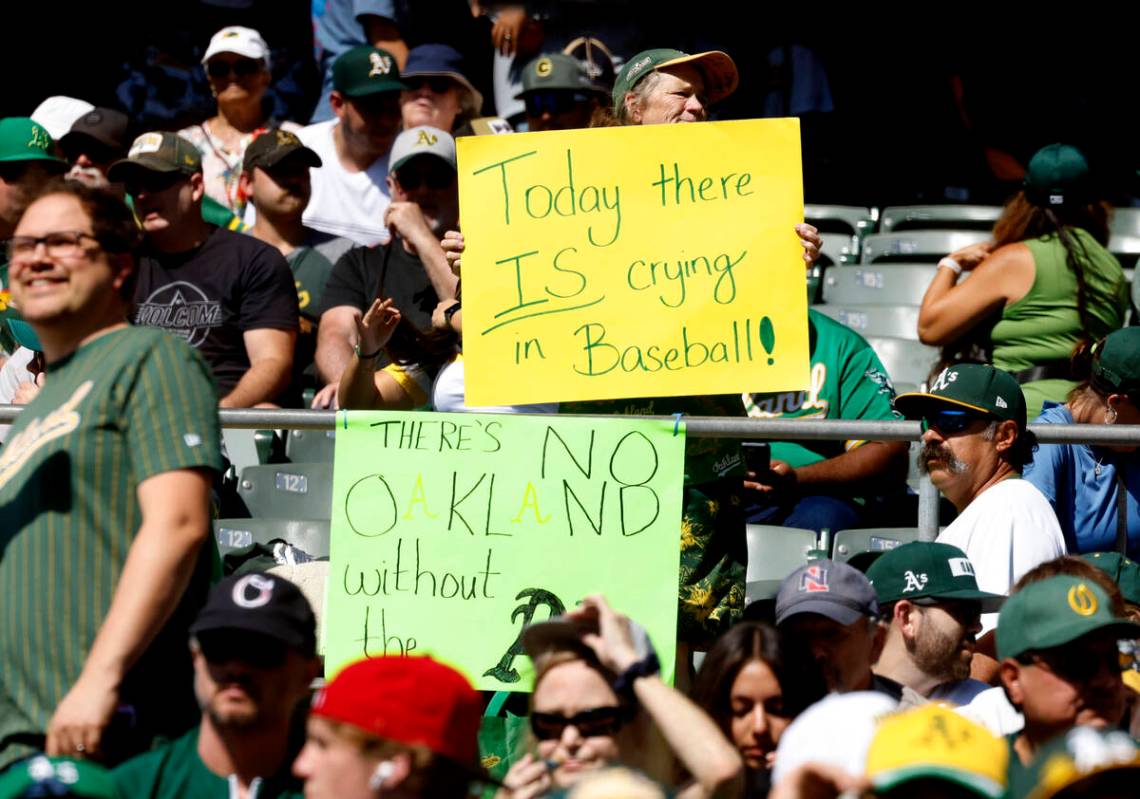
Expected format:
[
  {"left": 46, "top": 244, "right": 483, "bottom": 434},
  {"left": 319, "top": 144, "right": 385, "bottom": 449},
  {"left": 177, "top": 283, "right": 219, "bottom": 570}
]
[{"left": 3, "top": 406, "right": 1139, "bottom": 541}]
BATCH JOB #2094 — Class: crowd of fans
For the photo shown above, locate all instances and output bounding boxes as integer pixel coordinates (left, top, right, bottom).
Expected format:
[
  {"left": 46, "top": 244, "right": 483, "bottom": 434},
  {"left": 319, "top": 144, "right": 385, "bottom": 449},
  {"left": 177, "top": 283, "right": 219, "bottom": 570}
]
[{"left": 1, "top": 5, "right": 1140, "bottom": 799}]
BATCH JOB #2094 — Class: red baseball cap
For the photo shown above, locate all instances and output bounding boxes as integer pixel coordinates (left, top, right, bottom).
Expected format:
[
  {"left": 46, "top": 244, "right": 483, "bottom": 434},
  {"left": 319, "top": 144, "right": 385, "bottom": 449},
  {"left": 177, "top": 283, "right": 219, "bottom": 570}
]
[{"left": 311, "top": 656, "right": 481, "bottom": 765}]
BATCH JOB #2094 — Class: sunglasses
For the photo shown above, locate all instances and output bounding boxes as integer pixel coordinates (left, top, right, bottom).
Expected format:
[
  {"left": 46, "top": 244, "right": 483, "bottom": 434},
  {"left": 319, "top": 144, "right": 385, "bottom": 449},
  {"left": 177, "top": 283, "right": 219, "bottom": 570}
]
[
  {"left": 530, "top": 705, "right": 635, "bottom": 741},
  {"left": 207, "top": 58, "right": 263, "bottom": 80},
  {"left": 197, "top": 631, "right": 289, "bottom": 668},
  {"left": 525, "top": 92, "right": 590, "bottom": 117},
  {"left": 395, "top": 161, "right": 455, "bottom": 190},
  {"left": 126, "top": 171, "right": 187, "bottom": 195},
  {"left": 920, "top": 409, "right": 987, "bottom": 436},
  {"left": 405, "top": 76, "right": 456, "bottom": 94},
  {"left": 0, "top": 162, "right": 31, "bottom": 183}
]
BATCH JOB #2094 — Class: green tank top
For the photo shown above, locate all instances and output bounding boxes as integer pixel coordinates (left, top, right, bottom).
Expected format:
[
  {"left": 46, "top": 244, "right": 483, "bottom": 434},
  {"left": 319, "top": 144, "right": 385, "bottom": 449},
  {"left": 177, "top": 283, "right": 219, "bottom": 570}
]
[{"left": 991, "top": 228, "right": 1127, "bottom": 418}]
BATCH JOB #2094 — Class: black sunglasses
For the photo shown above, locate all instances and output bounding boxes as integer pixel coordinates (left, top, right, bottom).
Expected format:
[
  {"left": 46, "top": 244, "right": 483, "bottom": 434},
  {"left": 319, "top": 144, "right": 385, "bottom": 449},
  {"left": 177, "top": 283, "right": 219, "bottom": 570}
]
[
  {"left": 525, "top": 92, "right": 589, "bottom": 117},
  {"left": 530, "top": 705, "right": 635, "bottom": 741},
  {"left": 0, "top": 162, "right": 31, "bottom": 183},
  {"left": 920, "top": 409, "right": 987, "bottom": 436},
  {"left": 207, "top": 58, "right": 262, "bottom": 80},
  {"left": 405, "top": 76, "right": 456, "bottom": 94},
  {"left": 125, "top": 171, "right": 187, "bottom": 195},
  {"left": 197, "top": 631, "right": 289, "bottom": 668}
]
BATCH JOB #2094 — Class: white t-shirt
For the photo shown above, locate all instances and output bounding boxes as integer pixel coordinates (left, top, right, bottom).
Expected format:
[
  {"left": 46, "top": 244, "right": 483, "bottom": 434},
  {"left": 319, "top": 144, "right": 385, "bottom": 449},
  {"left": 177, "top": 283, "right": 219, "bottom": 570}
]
[
  {"left": 298, "top": 120, "right": 391, "bottom": 247},
  {"left": 0, "top": 347, "right": 37, "bottom": 443},
  {"left": 937, "top": 478, "right": 1066, "bottom": 634},
  {"left": 432, "top": 358, "right": 559, "bottom": 415},
  {"left": 955, "top": 686, "right": 1024, "bottom": 737}
]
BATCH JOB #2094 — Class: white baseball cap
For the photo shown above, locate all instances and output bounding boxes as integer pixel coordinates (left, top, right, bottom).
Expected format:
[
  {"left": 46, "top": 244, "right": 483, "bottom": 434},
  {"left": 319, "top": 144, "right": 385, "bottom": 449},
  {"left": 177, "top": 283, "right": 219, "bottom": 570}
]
[
  {"left": 202, "top": 26, "right": 270, "bottom": 68},
  {"left": 30, "top": 96, "right": 95, "bottom": 140},
  {"left": 388, "top": 125, "right": 457, "bottom": 174}
]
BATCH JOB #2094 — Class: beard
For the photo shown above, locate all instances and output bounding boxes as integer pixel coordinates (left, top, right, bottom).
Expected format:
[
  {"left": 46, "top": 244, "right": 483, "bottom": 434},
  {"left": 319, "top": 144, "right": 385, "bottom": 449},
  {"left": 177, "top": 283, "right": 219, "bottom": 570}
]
[
  {"left": 910, "top": 623, "right": 973, "bottom": 682},
  {"left": 917, "top": 442, "right": 969, "bottom": 476}
]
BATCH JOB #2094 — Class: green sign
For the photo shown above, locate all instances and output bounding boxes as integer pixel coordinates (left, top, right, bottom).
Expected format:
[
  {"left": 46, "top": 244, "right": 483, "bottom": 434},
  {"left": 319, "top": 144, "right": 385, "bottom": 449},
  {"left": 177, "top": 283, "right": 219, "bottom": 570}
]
[{"left": 326, "top": 410, "right": 686, "bottom": 690}]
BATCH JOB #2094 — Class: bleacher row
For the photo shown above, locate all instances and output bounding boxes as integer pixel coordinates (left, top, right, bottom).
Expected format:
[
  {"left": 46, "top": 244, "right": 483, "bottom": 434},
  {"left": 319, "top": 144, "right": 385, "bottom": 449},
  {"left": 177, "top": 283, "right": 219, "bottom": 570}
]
[{"left": 212, "top": 204, "right": 1140, "bottom": 626}]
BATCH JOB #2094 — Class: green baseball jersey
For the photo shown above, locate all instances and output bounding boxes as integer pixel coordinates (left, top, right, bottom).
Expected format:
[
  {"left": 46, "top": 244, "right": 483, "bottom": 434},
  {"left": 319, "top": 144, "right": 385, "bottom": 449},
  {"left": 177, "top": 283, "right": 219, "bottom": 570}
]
[
  {"left": 742, "top": 309, "right": 899, "bottom": 468},
  {"left": 0, "top": 326, "right": 223, "bottom": 769},
  {"left": 113, "top": 727, "right": 304, "bottom": 799}
]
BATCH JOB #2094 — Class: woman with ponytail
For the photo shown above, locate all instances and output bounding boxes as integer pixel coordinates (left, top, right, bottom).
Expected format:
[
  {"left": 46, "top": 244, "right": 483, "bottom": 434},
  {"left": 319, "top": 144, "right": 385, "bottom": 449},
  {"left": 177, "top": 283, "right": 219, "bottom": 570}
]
[
  {"left": 1021, "top": 328, "right": 1140, "bottom": 556},
  {"left": 916, "top": 143, "right": 1128, "bottom": 418}
]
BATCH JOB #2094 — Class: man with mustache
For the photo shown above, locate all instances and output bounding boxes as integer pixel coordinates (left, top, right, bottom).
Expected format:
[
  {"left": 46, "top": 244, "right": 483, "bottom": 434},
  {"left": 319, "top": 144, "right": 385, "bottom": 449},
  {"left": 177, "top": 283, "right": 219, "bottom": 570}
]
[
  {"left": 113, "top": 572, "right": 320, "bottom": 799},
  {"left": 867, "top": 542, "right": 1003, "bottom": 705},
  {"left": 894, "top": 364, "right": 1065, "bottom": 642}
]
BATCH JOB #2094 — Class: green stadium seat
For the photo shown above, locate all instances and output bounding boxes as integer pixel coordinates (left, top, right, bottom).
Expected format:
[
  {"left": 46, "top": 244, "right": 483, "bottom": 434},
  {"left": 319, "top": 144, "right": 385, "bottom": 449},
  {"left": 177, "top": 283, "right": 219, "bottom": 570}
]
[
  {"left": 237, "top": 463, "right": 334, "bottom": 520},
  {"left": 1111, "top": 208, "right": 1140, "bottom": 238},
  {"left": 831, "top": 527, "right": 920, "bottom": 564},
  {"left": 812, "top": 304, "right": 921, "bottom": 340},
  {"left": 863, "top": 336, "right": 939, "bottom": 387},
  {"left": 285, "top": 429, "right": 337, "bottom": 464},
  {"left": 214, "top": 518, "right": 331, "bottom": 558},
  {"left": 822, "top": 264, "right": 937, "bottom": 305},
  {"left": 745, "top": 524, "right": 818, "bottom": 603},
  {"left": 879, "top": 205, "right": 1001, "bottom": 233},
  {"left": 860, "top": 231, "right": 990, "bottom": 264}
]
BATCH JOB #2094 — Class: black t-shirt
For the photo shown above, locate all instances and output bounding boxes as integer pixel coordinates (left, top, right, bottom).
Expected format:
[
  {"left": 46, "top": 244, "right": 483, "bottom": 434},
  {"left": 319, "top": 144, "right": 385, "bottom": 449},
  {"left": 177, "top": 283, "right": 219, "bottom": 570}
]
[
  {"left": 319, "top": 237, "right": 440, "bottom": 367},
  {"left": 133, "top": 227, "right": 299, "bottom": 394}
]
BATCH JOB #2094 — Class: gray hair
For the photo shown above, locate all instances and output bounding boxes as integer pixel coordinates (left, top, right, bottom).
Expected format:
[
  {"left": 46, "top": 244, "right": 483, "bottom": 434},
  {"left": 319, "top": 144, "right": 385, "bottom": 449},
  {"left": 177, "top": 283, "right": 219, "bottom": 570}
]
[{"left": 615, "top": 70, "right": 667, "bottom": 125}]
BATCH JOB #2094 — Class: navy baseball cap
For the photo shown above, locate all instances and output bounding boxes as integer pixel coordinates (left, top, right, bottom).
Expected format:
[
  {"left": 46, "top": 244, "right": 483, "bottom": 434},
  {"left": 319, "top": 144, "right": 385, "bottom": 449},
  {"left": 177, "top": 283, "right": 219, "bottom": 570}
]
[{"left": 776, "top": 559, "right": 880, "bottom": 626}]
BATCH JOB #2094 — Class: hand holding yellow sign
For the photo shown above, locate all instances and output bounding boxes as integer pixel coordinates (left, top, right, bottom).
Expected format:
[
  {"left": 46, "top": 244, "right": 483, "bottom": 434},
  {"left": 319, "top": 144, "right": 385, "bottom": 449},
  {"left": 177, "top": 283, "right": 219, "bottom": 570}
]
[{"left": 458, "top": 118, "right": 810, "bottom": 405}]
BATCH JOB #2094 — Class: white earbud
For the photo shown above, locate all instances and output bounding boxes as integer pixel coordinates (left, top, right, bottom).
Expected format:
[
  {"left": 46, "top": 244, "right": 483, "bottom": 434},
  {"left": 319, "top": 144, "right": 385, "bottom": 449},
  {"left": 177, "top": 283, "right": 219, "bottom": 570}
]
[{"left": 369, "top": 760, "right": 395, "bottom": 791}]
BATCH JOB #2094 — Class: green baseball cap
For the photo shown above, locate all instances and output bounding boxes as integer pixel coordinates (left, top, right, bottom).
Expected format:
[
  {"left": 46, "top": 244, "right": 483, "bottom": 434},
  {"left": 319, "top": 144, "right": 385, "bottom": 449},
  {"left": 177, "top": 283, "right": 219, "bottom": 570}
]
[
  {"left": 1011, "top": 726, "right": 1140, "bottom": 799},
  {"left": 1023, "top": 143, "right": 1093, "bottom": 208},
  {"left": 0, "top": 117, "right": 68, "bottom": 166},
  {"left": 1082, "top": 552, "right": 1140, "bottom": 607},
  {"left": 332, "top": 46, "right": 407, "bottom": 97},
  {"left": 1090, "top": 327, "right": 1140, "bottom": 397},
  {"left": 996, "top": 575, "right": 1140, "bottom": 660},
  {"left": 516, "top": 53, "right": 607, "bottom": 99},
  {"left": 0, "top": 756, "right": 120, "bottom": 799},
  {"left": 866, "top": 542, "right": 1004, "bottom": 611},
  {"left": 611, "top": 48, "right": 738, "bottom": 113},
  {"left": 894, "top": 363, "right": 1027, "bottom": 430},
  {"left": 106, "top": 132, "right": 201, "bottom": 183}
]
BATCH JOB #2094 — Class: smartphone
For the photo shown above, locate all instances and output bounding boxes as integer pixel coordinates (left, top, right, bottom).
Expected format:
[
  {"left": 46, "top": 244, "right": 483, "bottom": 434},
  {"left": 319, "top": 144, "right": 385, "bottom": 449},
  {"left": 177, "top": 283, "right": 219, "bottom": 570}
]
[{"left": 741, "top": 442, "right": 771, "bottom": 475}]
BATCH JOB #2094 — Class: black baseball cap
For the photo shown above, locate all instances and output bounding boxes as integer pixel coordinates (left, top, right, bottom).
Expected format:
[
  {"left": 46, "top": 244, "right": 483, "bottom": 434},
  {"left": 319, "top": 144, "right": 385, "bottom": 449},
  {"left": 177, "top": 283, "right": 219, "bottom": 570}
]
[
  {"left": 243, "top": 128, "right": 322, "bottom": 172},
  {"left": 190, "top": 572, "right": 316, "bottom": 654}
]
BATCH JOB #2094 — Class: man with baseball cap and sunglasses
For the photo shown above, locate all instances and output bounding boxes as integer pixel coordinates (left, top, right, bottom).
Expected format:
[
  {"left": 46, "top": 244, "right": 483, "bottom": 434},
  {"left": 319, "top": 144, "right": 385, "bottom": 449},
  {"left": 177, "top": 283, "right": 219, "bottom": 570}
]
[
  {"left": 113, "top": 573, "right": 320, "bottom": 799},
  {"left": 312, "top": 125, "right": 458, "bottom": 409},
  {"left": 867, "top": 542, "right": 1003, "bottom": 705},
  {"left": 58, "top": 108, "right": 130, "bottom": 189},
  {"left": 895, "top": 364, "right": 1065, "bottom": 644},
  {"left": 517, "top": 52, "right": 608, "bottom": 132}
]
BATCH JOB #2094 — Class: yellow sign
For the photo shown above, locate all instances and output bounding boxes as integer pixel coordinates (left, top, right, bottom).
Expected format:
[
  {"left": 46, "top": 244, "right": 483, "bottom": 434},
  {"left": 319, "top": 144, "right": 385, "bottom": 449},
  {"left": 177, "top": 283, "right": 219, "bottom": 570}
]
[{"left": 457, "top": 118, "right": 810, "bottom": 406}]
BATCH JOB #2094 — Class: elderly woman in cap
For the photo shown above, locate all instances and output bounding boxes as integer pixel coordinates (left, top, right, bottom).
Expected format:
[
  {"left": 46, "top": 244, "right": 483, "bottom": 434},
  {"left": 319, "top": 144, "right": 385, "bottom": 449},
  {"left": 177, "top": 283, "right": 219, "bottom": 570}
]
[
  {"left": 917, "top": 142, "right": 1129, "bottom": 419},
  {"left": 497, "top": 595, "right": 742, "bottom": 799},
  {"left": 399, "top": 44, "right": 482, "bottom": 133},
  {"left": 179, "top": 26, "right": 301, "bottom": 218},
  {"left": 293, "top": 655, "right": 486, "bottom": 799},
  {"left": 1022, "top": 327, "right": 1140, "bottom": 557}
]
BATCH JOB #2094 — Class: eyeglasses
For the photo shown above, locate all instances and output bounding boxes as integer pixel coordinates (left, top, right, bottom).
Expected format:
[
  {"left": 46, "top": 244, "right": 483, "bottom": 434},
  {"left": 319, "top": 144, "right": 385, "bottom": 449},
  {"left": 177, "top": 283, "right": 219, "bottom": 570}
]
[
  {"left": 125, "top": 171, "right": 187, "bottom": 195},
  {"left": 394, "top": 161, "right": 455, "bottom": 191},
  {"left": 197, "top": 631, "right": 289, "bottom": 668},
  {"left": 207, "top": 58, "right": 263, "bottom": 80},
  {"left": 405, "top": 76, "right": 456, "bottom": 94},
  {"left": 7, "top": 231, "right": 102, "bottom": 263},
  {"left": 920, "top": 409, "right": 987, "bottom": 436},
  {"left": 525, "top": 92, "right": 590, "bottom": 117},
  {"left": 530, "top": 705, "right": 635, "bottom": 741}
]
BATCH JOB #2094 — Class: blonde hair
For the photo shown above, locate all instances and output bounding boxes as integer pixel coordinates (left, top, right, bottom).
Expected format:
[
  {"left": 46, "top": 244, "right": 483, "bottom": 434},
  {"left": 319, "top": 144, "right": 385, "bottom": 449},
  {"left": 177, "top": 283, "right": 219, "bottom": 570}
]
[{"left": 322, "top": 720, "right": 473, "bottom": 797}]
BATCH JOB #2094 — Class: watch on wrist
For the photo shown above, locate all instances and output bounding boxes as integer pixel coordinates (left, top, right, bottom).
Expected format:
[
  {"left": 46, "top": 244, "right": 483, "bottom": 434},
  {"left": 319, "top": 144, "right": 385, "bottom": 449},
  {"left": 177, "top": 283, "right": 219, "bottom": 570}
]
[{"left": 443, "top": 301, "right": 461, "bottom": 323}]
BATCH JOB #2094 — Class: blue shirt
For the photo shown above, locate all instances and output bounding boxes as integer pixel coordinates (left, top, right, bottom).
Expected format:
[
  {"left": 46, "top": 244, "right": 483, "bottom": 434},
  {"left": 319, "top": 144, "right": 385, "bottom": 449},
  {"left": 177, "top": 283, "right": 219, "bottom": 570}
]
[
  {"left": 313, "top": 0, "right": 396, "bottom": 59},
  {"left": 1022, "top": 402, "right": 1140, "bottom": 556}
]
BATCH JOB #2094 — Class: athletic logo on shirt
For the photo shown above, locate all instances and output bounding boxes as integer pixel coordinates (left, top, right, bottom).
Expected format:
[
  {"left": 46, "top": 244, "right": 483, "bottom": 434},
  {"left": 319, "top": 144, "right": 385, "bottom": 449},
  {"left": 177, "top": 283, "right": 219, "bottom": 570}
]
[
  {"left": 903, "top": 571, "right": 929, "bottom": 593},
  {"left": 368, "top": 52, "right": 393, "bottom": 77},
  {"left": 134, "top": 281, "right": 223, "bottom": 348},
  {"left": 744, "top": 363, "right": 830, "bottom": 418},
  {"left": 1067, "top": 583, "right": 1098, "bottom": 616},
  {"left": 799, "top": 565, "right": 829, "bottom": 593},
  {"left": 233, "top": 574, "right": 276, "bottom": 608},
  {"left": 0, "top": 381, "right": 93, "bottom": 490}
]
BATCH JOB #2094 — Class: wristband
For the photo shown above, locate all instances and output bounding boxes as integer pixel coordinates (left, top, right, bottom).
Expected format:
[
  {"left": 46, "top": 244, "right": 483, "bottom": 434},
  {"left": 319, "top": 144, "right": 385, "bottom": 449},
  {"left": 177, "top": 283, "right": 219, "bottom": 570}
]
[
  {"left": 612, "top": 651, "right": 660, "bottom": 700},
  {"left": 937, "top": 257, "right": 962, "bottom": 276},
  {"left": 353, "top": 343, "right": 384, "bottom": 360},
  {"left": 443, "top": 301, "right": 461, "bottom": 322}
]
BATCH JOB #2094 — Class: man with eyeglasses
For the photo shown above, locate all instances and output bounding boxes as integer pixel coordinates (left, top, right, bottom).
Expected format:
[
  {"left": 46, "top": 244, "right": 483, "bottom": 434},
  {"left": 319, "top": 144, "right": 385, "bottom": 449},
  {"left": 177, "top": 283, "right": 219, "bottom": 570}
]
[
  {"left": 113, "top": 573, "right": 320, "bottom": 799},
  {"left": 995, "top": 574, "right": 1140, "bottom": 772},
  {"left": 312, "top": 125, "right": 458, "bottom": 408},
  {"left": 299, "top": 46, "right": 406, "bottom": 248},
  {"left": 516, "top": 53, "right": 608, "bottom": 132},
  {"left": 894, "top": 364, "right": 1065, "bottom": 640},
  {"left": 107, "top": 132, "right": 299, "bottom": 408},
  {"left": 866, "top": 542, "right": 1003, "bottom": 706}
]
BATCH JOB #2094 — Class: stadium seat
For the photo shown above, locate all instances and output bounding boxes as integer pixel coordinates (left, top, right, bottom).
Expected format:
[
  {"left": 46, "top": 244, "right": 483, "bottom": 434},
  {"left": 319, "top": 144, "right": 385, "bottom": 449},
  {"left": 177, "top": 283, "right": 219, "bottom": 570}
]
[
  {"left": 822, "top": 264, "right": 937, "bottom": 306},
  {"left": 863, "top": 336, "right": 939, "bottom": 387},
  {"left": 1111, "top": 208, "right": 1140, "bottom": 239},
  {"left": 286, "top": 428, "right": 337, "bottom": 464},
  {"left": 745, "top": 524, "right": 818, "bottom": 604},
  {"left": 214, "top": 517, "right": 331, "bottom": 558},
  {"left": 812, "top": 304, "right": 921, "bottom": 340},
  {"left": 1109, "top": 234, "right": 1140, "bottom": 269},
  {"left": 236, "top": 463, "right": 334, "bottom": 520},
  {"left": 817, "top": 234, "right": 858, "bottom": 266},
  {"left": 804, "top": 204, "right": 875, "bottom": 236},
  {"left": 831, "top": 527, "right": 920, "bottom": 564},
  {"left": 860, "top": 231, "right": 990, "bottom": 264},
  {"left": 878, "top": 205, "right": 1001, "bottom": 233}
]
